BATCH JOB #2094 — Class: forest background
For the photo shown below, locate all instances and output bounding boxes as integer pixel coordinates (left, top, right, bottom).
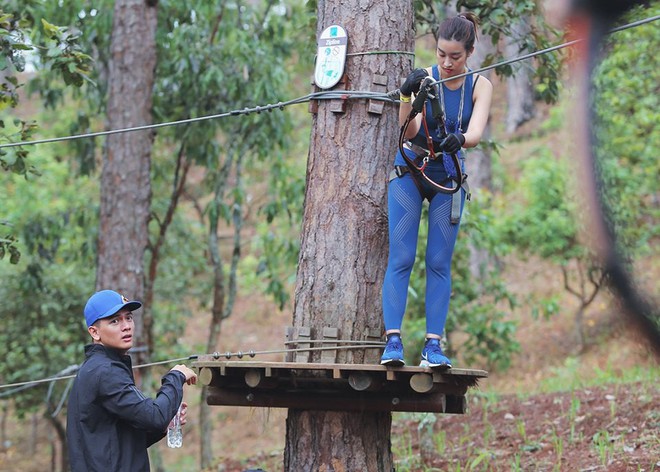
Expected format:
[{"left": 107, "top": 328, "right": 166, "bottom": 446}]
[{"left": 0, "top": 0, "right": 658, "bottom": 471}]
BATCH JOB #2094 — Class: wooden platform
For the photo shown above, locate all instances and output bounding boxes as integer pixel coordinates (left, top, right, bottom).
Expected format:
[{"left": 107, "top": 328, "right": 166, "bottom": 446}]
[{"left": 193, "top": 357, "right": 488, "bottom": 414}]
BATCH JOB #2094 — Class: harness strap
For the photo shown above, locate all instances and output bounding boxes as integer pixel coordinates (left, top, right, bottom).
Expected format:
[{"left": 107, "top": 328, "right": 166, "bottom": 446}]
[
  {"left": 388, "top": 165, "right": 410, "bottom": 182},
  {"left": 390, "top": 155, "right": 470, "bottom": 226},
  {"left": 450, "top": 178, "right": 471, "bottom": 225}
]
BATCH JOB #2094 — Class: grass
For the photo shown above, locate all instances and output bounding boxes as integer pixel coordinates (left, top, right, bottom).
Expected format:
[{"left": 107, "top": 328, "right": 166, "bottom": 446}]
[
  {"left": 391, "top": 354, "right": 659, "bottom": 472},
  {"left": 517, "top": 355, "right": 660, "bottom": 395},
  {"left": 592, "top": 429, "right": 615, "bottom": 467}
]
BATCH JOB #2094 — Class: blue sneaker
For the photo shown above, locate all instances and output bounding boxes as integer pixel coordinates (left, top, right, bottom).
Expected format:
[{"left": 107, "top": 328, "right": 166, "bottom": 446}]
[
  {"left": 380, "top": 334, "right": 405, "bottom": 366},
  {"left": 420, "top": 338, "right": 452, "bottom": 369}
]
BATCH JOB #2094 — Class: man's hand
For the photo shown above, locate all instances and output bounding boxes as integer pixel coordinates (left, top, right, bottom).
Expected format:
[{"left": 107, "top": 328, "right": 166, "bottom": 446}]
[
  {"left": 179, "top": 402, "right": 189, "bottom": 426},
  {"left": 440, "top": 132, "right": 466, "bottom": 154},
  {"left": 400, "top": 68, "right": 429, "bottom": 97},
  {"left": 171, "top": 364, "right": 197, "bottom": 385}
]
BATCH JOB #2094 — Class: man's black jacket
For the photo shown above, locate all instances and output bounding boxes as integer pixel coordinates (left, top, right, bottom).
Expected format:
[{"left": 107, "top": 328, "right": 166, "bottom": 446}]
[{"left": 66, "top": 344, "right": 186, "bottom": 472}]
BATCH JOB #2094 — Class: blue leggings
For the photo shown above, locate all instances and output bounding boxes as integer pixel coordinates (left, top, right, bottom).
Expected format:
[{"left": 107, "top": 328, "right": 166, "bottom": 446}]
[{"left": 382, "top": 172, "right": 464, "bottom": 336}]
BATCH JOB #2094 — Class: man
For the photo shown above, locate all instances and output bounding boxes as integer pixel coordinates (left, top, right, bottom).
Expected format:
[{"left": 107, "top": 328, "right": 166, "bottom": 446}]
[{"left": 66, "top": 289, "right": 197, "bottom": 472}]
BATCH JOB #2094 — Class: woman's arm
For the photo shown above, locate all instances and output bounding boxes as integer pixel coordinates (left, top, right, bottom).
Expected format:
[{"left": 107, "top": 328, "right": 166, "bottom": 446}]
[
  {"left": 462, "top": 74, "right": 493, "bottom": 148},
  {"left": 398, "top": 67, "right": 433, "bottom": 139}
]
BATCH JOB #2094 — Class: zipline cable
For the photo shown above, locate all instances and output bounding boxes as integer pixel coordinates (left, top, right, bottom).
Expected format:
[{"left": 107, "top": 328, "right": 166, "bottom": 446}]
[
  {"left": 0, "top": 14, "right": 656, "bottom": 151},
  {"left": 386, "top": 14, "right": 660, "bottom": 96},
  {"left": 0, "top": 355, "right": 197, "bottom": 394},
  {"left": 0, "top": 341, "right": 385, "bottom": 394},
  {"left": 2, "top": 11, "right": 658, "bottom": 395}
]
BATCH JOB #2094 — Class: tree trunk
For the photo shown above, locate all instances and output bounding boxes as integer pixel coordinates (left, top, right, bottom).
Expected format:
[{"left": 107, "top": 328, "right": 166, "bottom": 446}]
[
  {"left": 0, "top": 404, "right": 6, "bottom": 454},
  {"left": 505, "top": 18, "right": 535, "bottom": 133},
  {"left": 201, "top": 157, "right": 243, "bottom": 469},
  {"left": 96, "top": 0, "right": 158, "bottom": 370},
  {"left": 459, "top": 18, "right": 497, "bottom": 280},
  {"left": 200, "top": 212, "right": 227, "bottom": 469},
  {"left": 45, "top": 415, "right": 67, "bottom": 472},
  {"left": 284, "top": 1, "right": 412, "bottom": 470}
]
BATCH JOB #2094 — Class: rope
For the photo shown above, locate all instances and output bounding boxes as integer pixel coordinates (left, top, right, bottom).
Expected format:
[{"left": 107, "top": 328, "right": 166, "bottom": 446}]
[
  {"left": 0, "top": 355, "right": 196, "bottom": 393},
  {"left": 0, "top": 342, "right": 385, "bottom": 393},
  {"left": 346, "top": 50, "right": 416, "bottom": 57},
  {"left": 1, "top": 14, "right": 656, "bottom": 151},
  {"left": 0, "top": 91, "right": 391, "bottom": 149},
  {"left": 1, "top": 13, "right": 657, "bottom": 395},
  {"left": 212, "top": 341, "right": 385, "bottom": 360},
  {"left": 411, "top": 14, "right": 660, "bottom": 92}
]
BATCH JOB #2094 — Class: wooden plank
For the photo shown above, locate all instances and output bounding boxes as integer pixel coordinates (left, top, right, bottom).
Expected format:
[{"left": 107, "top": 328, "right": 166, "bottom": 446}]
[
  {"left": 321, "top": 327, "right": 338, "bottom": 364},
  {"left": 192, "top": 358, "right": 484, "bottom": 413},
  {"left": 367, "top": 74, "right": 388, "bottom": 115},
  {"left": 365, "top": 328, "right": 383, "bottom": 363},
  {"left": 445, "top": 395, "right": 467, "bottom": 414},
  {"left": 295, "top": 327, "right": 311, "bottom": 363},
  {"left": 194, "top": 359, "right": 488, "bottom": 379},
  {"left": 207, "top": 387, "right": 453, "bottom": 413},
  {"left": 198, "top": 367, "right": 214, "bottom": 386},
  {"left": 284, "top": 326, "right": 294, "bottom": 362},
  {"left": 409, "top": 373, "right": 434, "bottom": 393}
]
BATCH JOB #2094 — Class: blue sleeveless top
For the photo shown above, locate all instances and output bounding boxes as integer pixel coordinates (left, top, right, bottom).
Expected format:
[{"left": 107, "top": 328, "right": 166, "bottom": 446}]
[{"left": 395, "top": 65, "right": 476, "bottom": 175}]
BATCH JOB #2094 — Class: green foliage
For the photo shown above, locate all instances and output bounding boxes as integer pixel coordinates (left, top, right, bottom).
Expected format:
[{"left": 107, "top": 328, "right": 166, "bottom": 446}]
[
  {"left": 0, "top": 220, "right": 20, "bottom": 264},
  {"left": 147, "top": 1, "right": 311, "bottom": 312},
  {"left": 415, "top": 0, "right": 562, "bottom": 103},
  {"left": 1, "top": 5, "right": 95, "bottom": 269},
  {"left": 38, "top": 18, "right": 94, "bottom": 87},
  {"left": 495, "top": 144, "right": 607, "bottom": 338},
  {"left": 0, "top": 147, "right": 97, "bottom": 414},
  {"left": 592, "top": 4, "right": 660, "bottom": 256},
  {"left": 499, "top": 148, "right": 585, "bottom": 264},
  {"left": 0, "top": 7, "right": 93, "bottom": 176},
  {"left": 0, "top": 262, "right": 91, "bottom": 416}
]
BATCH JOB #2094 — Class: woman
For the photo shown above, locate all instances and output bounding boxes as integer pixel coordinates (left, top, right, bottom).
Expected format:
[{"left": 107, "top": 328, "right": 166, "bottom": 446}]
[{"left": 381, "top": 12, "right": 493, "bottom": 368}]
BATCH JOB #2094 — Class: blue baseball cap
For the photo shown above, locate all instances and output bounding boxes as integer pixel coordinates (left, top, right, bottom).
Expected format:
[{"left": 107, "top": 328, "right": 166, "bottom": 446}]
[{"left": 84, "top": 290, "right": 142, "bottom": 327}]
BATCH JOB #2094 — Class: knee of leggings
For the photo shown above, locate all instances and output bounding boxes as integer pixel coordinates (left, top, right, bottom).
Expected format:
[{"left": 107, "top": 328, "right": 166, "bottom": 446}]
[
  {"left": 426, "top": 252, "right": 452, "bottom": 275},
  {"left": 389, "top": 246, "right": 416, "bottom": 272}
]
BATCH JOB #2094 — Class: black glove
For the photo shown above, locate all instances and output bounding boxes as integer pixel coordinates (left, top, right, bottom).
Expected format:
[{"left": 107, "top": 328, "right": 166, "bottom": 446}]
[
  {"left": 400, "top": 68, "right": 429, "bottom": 97},
  {"left": 440, "top": 132, "right": 465, "bottom": 154}
]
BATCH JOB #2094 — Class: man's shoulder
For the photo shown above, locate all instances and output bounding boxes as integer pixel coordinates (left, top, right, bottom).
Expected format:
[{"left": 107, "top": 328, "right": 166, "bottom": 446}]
[{"left": 80, "top": 346, "right": 128, "bottom": 376}]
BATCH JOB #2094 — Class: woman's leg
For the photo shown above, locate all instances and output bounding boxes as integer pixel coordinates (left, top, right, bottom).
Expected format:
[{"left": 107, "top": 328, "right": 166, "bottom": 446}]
[
  {"left": 382, "top": 174, "right": 423, "bottom": 333},
  {"left": 425, "top": 189, "right": 465, "bottom": 336}
]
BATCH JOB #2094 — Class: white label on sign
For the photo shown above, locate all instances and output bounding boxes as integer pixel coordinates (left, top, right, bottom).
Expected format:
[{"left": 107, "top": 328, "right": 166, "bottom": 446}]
[{"left": 314, "top": 25, "right": 348, "bottom": 90}]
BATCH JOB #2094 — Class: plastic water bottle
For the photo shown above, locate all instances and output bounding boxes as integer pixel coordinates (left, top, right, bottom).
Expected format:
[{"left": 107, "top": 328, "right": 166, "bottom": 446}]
[{"left": 167, "top": 403, "right": 183, "bottom": 448}]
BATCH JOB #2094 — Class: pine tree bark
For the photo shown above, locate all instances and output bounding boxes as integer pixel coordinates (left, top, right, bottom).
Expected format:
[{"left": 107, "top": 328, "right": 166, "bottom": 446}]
[
  {"left": 96, "top": 0, "right": 158, "bottom": 368},
  {"left": 284, "top": 1, "right": 413, "bottom": 470},
  {"left": 462, "top": 22, "right": 495, "bottom": 279},
  {"left": 505, "top": 18, "right": 535, "bottom": 133}
]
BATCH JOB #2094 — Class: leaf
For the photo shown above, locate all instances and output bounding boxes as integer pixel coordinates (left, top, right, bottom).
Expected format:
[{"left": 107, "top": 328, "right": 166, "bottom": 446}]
[
  {"left": 41, "top": 18, "right": 60, "bottom": 39},
  {"left": 11, "top": 43, "right": 33, "bottom": 51},
  {"left": 9, "top": 245, "right": 20, "bottom": 264},
  {"left": 47, "top": 46, "right": 62, "bottom": 58}
]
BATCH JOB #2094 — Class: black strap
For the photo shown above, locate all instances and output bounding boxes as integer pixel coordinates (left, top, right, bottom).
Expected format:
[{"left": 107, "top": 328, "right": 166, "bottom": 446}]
[{"left": 410, "top": 134, "right": 442, "bottom": 153}]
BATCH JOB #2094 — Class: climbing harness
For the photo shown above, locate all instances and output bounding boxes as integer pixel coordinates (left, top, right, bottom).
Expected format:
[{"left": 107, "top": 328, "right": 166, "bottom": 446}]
[
  {"left": 392, "top": 75, "right": 471, "bottom": 223},
  {"left": 395, "top": 77, "right": 467, "bottom": 195}
]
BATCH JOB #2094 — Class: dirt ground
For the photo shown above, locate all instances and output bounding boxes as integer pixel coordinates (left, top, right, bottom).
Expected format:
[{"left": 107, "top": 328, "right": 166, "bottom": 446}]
[
  {"left": 205, "top": 373, "right": 658, "bottom": 472},
  {"left": 201, "top": 379, "right": 659, "bottom": 472},
  {"left": 198, "top": 256, "right": 659, "bottom": 472},
  {"left": 393, "top": 381, "right": 660, "bottom": 472},
  {"left": 2, "top": 206, "right": 657, "bottom": 472}
]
